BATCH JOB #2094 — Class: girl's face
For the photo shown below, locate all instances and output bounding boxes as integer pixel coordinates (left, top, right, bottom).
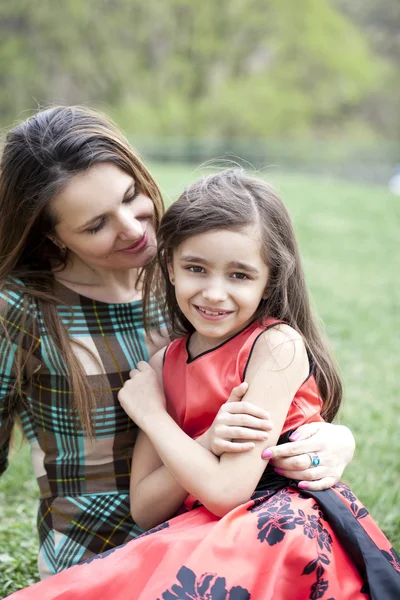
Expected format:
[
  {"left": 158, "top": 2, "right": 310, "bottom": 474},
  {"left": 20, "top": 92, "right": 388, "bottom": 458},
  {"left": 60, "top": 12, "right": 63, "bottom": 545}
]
[
  {"left": 169, "top": 227, "right": 269, "bottom": 350},
  {"left": 50, "top": 162, "right": 157, "bottom": 273}
]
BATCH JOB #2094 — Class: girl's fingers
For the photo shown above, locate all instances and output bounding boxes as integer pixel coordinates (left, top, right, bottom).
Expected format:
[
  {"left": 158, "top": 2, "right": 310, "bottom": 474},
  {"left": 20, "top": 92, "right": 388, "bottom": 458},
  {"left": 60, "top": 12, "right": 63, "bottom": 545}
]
[
  {"left": 226, "top": 414, "right": 273, "bottom": 431},
  {"left": 216, "top": 441, "right": 256, "bottom": 454},
  {"left": 228, "top": 426, "right": 270, "bottom": 441},
  {"left": 224, "top": 401, "right": 270, "bottom": 420},
  {"left": 226, "top": 382, "right": 249, "bottom": 403}
]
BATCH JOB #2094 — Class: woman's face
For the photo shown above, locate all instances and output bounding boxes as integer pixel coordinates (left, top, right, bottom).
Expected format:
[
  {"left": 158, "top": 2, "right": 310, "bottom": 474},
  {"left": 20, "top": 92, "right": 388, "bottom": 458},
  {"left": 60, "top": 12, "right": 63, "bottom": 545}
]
[{"left": 51, "top": 162, "right": 157, "bottom": 272}]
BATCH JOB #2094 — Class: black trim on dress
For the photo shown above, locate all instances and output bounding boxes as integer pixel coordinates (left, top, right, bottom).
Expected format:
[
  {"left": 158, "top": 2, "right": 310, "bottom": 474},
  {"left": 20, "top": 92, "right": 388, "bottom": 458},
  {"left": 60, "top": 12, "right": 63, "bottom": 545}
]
[
  {"left": 242, "top": 322, "right": 284, "bottom": 380},
  {"left": 242, "top": 322, "right": 314, "bottom": 383},
  {"left": 185, "top": 320, "right": 260, "bottom": 364}
]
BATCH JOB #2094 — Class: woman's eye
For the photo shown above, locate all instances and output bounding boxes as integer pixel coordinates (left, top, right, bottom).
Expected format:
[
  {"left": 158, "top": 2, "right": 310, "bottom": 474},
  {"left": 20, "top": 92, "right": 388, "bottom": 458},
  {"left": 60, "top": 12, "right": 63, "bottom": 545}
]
[
  {"left": 188, "top": 266, "right": 205, "bottom": 274},
  {"left": 87, "top": 218, "right": 106, "bottom": 234},
  {"left": 231, "top": 272, "right": 249, "bottom": 280},
  {"left": 123, "top": 189, "right": 140, "bottom": 204}
]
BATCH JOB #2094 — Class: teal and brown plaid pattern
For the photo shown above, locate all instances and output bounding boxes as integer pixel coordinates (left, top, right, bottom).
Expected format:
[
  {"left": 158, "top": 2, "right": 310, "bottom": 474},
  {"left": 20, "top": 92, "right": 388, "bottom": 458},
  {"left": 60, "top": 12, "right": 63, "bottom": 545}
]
[{"left": 0, "top": 283, "right": 168, "bottom": 577}]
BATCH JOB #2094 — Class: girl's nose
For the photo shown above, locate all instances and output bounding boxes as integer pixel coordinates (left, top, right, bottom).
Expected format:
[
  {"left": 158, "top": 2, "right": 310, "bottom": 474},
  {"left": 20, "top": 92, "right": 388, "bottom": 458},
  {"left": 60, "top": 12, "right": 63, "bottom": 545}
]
[{"left": 202, "top": 283, "right": 228, "bottom": 303}]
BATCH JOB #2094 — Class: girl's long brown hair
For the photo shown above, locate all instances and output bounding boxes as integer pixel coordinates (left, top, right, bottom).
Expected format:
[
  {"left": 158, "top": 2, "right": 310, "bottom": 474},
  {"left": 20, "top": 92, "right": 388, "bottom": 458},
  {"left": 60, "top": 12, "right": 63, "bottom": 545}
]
[
  {"left": 155, "top": 169, "right": 342, "bottom": 422},
  {"left": 0, "top": 106, "right": 164, "bottom": 436}
]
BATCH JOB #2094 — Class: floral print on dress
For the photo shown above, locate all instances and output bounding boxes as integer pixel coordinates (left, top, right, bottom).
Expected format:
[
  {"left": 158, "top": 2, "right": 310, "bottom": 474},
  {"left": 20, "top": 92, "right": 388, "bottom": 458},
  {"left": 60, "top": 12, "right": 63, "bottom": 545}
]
[
  {"left": 81, "top": 545, "right": 120, "bottom": 565},
  {"left": 248, "top": 488, "right": 336, "bottom": 599},
  {"left": 157, "top": 566, "right": 250, "bottom": 600},
  {"left": 333, "top": 483, "right": 369, "bottom": 521},
  {"left": 139, "top": 521, "right": 170, "bottom": 538},
  {"left": 382, "top": 547, "right": 400, "bottom": 574},
  {"left": 309, "top": 568, "right": 329, "bottom": 600}
]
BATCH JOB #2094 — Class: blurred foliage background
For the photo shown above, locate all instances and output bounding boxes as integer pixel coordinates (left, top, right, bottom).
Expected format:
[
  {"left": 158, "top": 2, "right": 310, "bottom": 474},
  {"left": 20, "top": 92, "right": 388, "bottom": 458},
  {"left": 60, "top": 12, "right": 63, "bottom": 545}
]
[
  {"left": 0, "top": 0, "right": 399, "bottom": 181},
  {"left": 0, "top": 0, "right": 399, "bottom": 594}
]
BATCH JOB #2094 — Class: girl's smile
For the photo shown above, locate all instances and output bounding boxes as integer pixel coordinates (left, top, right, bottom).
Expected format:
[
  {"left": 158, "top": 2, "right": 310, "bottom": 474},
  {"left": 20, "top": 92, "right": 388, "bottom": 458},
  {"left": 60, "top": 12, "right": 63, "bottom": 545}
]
[{"left": 194, "top": 305, "right": 234, "bottom": 320}]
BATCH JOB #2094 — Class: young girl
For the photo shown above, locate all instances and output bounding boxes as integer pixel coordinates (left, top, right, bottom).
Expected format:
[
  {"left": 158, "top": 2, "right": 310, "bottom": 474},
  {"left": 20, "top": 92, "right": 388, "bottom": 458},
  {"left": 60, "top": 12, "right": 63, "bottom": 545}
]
[{"left": 9, "top": 169, "right": 400, "bottom": 599}]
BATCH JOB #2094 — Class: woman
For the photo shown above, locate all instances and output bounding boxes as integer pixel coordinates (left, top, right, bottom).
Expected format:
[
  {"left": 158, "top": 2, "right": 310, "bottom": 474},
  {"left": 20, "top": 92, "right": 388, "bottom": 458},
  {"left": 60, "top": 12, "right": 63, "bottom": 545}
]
[{"left": 0, "top": 106, "right": 355, "bottom": 580}]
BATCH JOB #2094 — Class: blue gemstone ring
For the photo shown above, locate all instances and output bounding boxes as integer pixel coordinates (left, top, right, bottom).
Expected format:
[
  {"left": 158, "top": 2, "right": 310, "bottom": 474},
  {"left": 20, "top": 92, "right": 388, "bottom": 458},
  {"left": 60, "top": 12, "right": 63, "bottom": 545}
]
[{"left": 308, "top": 453, "right": 320, "bottom": 468}]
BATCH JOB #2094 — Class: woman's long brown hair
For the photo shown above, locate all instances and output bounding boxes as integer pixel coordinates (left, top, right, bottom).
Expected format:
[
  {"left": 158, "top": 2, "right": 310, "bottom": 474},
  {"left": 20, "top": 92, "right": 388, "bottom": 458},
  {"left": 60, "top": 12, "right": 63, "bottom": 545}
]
[
  {"left": 155, "top": 169, "right": 342, "bottom": 422},
  {"left": 0, "top": 106, "right": 164, "bottom": 436}
]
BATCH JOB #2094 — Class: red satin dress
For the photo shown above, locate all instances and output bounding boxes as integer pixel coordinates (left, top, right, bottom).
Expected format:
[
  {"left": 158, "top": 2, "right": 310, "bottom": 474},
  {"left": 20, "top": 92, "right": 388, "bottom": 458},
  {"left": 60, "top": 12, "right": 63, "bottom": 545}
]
[{"left": 9, "top": 320, "right": 400, "bottom": 599}]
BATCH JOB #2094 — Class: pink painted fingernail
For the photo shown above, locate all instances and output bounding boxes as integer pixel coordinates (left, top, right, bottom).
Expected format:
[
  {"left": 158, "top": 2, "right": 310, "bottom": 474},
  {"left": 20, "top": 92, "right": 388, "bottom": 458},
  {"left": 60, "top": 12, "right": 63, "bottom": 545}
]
[
  {"left": 289, "top": 431, "right": 301, "bottom": 441},
  {"left": 298, "top": 482, "right": 309, "bottom": 489},
  {"left": 261, "top": 449, "right": 272, "bottom": 459},
  {"left": 274, "top": 468, "right": 284, "bottom": 475}
]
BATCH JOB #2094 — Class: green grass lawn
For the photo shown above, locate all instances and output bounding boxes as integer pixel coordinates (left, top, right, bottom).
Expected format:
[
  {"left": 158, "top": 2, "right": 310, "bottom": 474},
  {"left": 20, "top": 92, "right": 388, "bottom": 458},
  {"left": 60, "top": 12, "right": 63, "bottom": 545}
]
[{"left": 1, "top": 165, "right": 399, "bottom": 594}]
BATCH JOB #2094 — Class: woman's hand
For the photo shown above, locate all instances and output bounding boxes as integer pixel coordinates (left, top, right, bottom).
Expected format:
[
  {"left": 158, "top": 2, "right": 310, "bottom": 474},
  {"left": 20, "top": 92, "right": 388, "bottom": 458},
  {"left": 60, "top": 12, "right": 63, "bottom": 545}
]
[
  {"left": 206, "top": 382, "right": 274, "bottom": 456},
  {"left": 262, "top": 422, "right": 356, "bottom": 491},
  {"left": 118, "top": 361, "right": 166, "bottom": 427}
]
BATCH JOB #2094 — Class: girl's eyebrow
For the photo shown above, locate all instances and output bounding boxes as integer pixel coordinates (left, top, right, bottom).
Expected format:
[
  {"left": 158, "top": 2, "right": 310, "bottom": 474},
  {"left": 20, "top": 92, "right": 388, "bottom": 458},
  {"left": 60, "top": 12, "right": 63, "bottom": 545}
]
[
  {"left": 179, "top": 254, "right": 211, "bottom": 265},
  {"left": 179, "top": 255, "right": 260, "bottom": 274},
  {"left": 227, "top": 261, "right": 260, "bottom": 274},
  {"left": 77, "top": 181, "right": 135, "bottom": 230}
]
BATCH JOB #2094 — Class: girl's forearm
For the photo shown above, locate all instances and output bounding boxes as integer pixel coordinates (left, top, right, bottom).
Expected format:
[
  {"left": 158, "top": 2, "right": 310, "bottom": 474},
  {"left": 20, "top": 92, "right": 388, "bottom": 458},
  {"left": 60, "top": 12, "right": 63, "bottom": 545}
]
[
  {"left": 131, "top": 429, "right": 213, "bottom": 529},
  {"left": 131, "top": 465, "right": 189, "bottom": 530},
  {"left": 140, "top": 411, "right": 233, "bottom": 515}
]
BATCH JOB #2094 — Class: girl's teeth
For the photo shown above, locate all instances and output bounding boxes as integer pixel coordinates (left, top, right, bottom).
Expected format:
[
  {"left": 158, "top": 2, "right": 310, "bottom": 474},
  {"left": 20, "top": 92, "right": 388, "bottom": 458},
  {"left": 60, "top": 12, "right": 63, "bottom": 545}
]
[{"left": 199, "top": 307, "right": 226, "bottom": 315}]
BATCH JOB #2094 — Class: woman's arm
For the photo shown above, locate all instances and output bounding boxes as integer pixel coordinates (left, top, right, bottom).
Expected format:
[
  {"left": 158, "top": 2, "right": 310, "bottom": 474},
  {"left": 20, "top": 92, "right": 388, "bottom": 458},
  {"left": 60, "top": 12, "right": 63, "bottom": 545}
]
[
  {"left": 195, "top": 385, "right": 355, "bottom": 484},
  {"left": 265, "top": 422, "right": 356, "bottom": 490},
  {"left": 0, "top": 398, "right": 14, "bottom": 476},
  {"left": 120, "top": 324, "right": 308, "bottom": 518},
  {"left": 0, "top": 312, "right": 21, "bottom": 475}
]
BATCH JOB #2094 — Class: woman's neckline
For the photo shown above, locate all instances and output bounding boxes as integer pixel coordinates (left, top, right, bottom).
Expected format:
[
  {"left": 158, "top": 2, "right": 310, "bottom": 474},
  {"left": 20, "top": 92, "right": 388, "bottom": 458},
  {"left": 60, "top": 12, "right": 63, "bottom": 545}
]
[{"left": 54, "top": 278, "right": 144, "bottom": 307}]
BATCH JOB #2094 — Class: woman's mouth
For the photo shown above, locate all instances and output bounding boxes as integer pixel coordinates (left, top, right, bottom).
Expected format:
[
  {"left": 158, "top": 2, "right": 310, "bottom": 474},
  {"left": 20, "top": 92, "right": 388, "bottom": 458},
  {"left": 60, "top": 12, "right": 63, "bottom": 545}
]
[{"left": 119, "top": 231, "right": 148, "bottom": 254}]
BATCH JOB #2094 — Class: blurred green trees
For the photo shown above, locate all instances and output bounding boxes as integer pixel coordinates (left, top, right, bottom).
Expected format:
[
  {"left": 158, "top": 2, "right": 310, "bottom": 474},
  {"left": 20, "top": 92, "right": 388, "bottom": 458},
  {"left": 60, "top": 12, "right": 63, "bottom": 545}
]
[{"left": 0, "top": 0, "right": 397, "bottom": 138}]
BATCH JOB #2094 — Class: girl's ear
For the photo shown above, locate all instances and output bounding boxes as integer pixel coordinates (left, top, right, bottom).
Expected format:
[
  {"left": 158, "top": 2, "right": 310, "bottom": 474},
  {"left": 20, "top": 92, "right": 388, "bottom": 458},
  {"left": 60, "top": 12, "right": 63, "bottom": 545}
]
[
  {"left": 262, "top": 271, "right": 270, "bottom": 300},
  {"left": 167, "top": 262, "right": 175, "bottom": 285}
]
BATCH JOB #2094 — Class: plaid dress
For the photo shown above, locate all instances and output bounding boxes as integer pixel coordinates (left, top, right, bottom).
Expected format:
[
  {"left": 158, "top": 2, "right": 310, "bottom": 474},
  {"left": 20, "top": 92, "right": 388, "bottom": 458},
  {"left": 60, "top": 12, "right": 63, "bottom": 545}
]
[{"left": 0, "top": 282, "right": 169, "bottom": 579}]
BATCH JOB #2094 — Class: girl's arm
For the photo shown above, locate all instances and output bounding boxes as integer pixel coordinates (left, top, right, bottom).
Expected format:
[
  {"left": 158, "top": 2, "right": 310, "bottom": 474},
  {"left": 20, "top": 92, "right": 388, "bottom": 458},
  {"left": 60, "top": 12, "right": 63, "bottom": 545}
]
[
  {"left": 130, "top": 430, "right": 188, "bottom": 529},
  {"left": 120, "top": 324, "right": 308, "bottom": 518},
  {"left": 129, "top": 353, "right": 268, "bottom": 529},
  {"left": 129, "top": 347, "right": 189, "bottom": 529}
]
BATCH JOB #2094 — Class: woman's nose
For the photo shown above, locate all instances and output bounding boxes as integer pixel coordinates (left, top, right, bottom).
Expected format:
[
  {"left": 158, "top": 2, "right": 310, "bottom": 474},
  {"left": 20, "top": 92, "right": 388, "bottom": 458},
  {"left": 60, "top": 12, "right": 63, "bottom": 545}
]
[{"left": 118, "top": 213, "right": 143, "bottom": 241}]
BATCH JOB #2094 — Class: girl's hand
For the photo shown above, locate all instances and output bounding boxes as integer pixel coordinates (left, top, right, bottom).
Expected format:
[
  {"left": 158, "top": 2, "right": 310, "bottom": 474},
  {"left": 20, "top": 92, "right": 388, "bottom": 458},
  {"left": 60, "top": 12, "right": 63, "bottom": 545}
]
[
  {"left": 262, "top": 422, "right": 356, "bottom": 491},
  {"left": 118, "top": 361, "right": 166, "bottom": 427},
  {"left": 208, "top": 382, "right": 274, "bottom": 456}
]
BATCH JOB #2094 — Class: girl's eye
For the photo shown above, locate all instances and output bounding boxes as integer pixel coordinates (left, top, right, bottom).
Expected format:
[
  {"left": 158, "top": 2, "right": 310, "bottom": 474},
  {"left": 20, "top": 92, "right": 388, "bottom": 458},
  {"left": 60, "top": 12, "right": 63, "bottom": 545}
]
[
  {"left": 231, "top": 272, "right": 250, "bottom": 280},
  {"left": 187, "top": 266, "right": 205, "bottom": 274},
  {"left": 123, "top": 188, "right": 140, "bottom": 204},
  {"left": 87, "top": 218, "right": 106, "bottom": 235}
]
